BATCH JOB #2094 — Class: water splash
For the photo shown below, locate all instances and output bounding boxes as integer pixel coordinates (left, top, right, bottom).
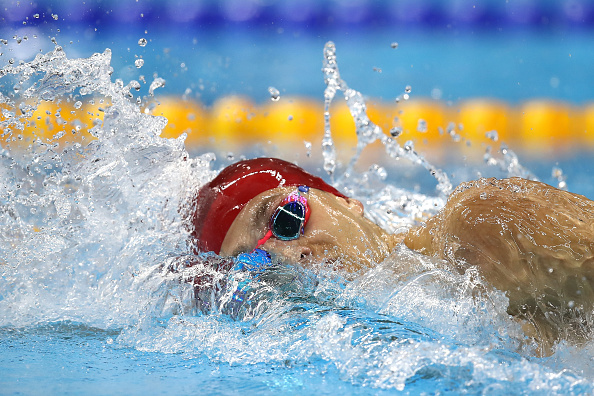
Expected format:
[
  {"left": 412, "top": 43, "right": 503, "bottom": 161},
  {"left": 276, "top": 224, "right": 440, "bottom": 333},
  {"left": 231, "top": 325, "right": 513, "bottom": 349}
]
[
  {"left": 322, "top": 41, "right": 452, "bottom": 196},
  {"left": 483, "top": 142, "right": 538, "bottom": 181},
  {"left": 0, "top": 42, "right": 590, "bottom": 394},
  {"left": 0, "top": 45, "right": 213, "bottom": 328},
  {"left": 321, "top": 41, "right": 341, "bottom": 175}
]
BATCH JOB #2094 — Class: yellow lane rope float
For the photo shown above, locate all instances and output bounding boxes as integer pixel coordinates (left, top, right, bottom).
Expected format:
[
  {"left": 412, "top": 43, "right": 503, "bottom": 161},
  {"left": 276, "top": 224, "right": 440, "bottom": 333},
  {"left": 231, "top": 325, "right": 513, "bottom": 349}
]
[{"left": 2, "top": 96, "right": 594, "bottom": 157}]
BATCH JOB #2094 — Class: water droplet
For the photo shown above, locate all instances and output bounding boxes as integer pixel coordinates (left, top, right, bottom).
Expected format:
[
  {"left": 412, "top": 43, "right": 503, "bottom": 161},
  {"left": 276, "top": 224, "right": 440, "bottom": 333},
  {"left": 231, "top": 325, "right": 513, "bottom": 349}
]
[
  {"left": 431, "top": 88, "right": 443, "bottom": 100},
  {"left": 268, "top": 86, "right": 280, "bottom": 101},
  {"left": 134, "top": 58, "right": 144, "bottom": 68},
  {"left": 373, "top": 67, "right": 382, "bottom": 73},
  {"left": 485, "top": 130, "right": 498, "bottom": 141},
  {"left": 148, "top": 77, "right": 166, "bottom": 96},
  {"left": 304, "top": 141, "right": 312, "bottom": 157},
  {"left": 33, "top": 13, "right": 40, "bottom": 18},
  {"left": 405, "top": 85, "right": 412, "bottom": 93},
  {"left": 74, "top": 101, "right": 82, "bottom": 109},
  {"left": 138, "top": 38, "right": 148, "bottom": 47},
  {"left": 370, "top": 164, "right": 387, "bottom": 180},
  {"left": 51, "top": 13, "right": 59, "bottom": 20},
  {"left": 389, "top": 127, "right": 402, "bottom": 137},
  {"left": 391, "top": 42, "right": 399, "bottom": 49},
  {"left": 568, "top": 300, "right": 575, "bottom": 308},
  {"left": 287, "top": 115, "right": 293, "bottom": 121},
  {"left": 129, "top": 80, "right": 141, "bottom": 91},
  {"left": 417, "top": 119, "right": 427, "bottom": 133}
]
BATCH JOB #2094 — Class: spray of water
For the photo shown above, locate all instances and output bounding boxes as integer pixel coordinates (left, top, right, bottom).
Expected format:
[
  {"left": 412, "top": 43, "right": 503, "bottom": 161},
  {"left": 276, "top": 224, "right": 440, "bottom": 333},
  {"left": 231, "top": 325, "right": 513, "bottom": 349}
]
[
  {"left": 322, "top": 41, "right": 453, "bottom": 197},
  {"left": 0, "top": 45, "right": 214, "bottom": 328},
  {"left": 0, "top": 42, "right": 591, "bottom": 393}
]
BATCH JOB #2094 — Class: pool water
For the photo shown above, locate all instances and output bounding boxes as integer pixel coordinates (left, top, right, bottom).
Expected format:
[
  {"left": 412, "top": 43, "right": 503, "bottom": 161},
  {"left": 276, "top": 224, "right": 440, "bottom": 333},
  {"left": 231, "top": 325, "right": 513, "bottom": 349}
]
[{"left": 2, "top": 25, "right": 594, "bottom": 395}]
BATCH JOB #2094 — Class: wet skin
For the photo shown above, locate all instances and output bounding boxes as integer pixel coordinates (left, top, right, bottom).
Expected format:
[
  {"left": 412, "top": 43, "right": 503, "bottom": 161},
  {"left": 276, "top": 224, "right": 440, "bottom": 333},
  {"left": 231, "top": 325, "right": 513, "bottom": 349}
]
[
  {"left": 220, "top": 186, "right": 400, "bottom": 274},
  {"left": 219, "top": 178, "right": 594, "bottom": 354},
  {"left": 405, "top": 177, "right": 594, "bottom": 353}
]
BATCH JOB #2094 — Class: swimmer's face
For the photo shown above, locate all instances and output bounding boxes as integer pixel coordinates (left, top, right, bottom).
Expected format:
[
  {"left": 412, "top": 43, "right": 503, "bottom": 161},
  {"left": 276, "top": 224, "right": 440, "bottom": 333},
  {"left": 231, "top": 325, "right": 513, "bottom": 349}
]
[{"left": 220, "top": 187, "right": 394, "bottom": 273}]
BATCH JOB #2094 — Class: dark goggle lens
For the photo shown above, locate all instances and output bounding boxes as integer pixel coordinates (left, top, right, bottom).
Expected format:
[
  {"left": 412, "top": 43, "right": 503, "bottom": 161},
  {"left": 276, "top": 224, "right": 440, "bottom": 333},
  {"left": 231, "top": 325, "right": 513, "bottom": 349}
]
[{"left": 272, "top": 202, "right": 305, "bottom": 239}]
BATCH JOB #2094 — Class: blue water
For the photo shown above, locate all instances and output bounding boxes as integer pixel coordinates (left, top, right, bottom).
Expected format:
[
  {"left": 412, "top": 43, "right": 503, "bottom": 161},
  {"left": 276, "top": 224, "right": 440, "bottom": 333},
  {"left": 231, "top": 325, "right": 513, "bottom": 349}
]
[
  {"left": 0, "top": 324, "right": 362, "bottom": 395},
  {"left": 3, "top": 25, "right": 594, "bottom": 105},
  {"left": 2, "top": 21, "right": 594, "bottom": 396}
]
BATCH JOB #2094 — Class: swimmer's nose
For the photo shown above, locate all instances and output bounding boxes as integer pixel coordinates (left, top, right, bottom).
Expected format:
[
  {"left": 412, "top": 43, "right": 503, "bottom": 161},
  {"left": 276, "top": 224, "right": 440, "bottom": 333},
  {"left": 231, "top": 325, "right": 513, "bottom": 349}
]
[
  {"left": 261, "top": 239, "right": 313, "bottom": 264},
  {"left": 299, "top": 246, "right": 312, "bottom": 261}
]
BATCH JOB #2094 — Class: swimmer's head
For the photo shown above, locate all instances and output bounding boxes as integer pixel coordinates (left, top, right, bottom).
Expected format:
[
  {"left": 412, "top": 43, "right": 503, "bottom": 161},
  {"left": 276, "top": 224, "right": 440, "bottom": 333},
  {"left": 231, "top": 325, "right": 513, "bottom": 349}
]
[
  {"left": 193, "top": 157, "right": 397, "bottom": 272},
  {"left": 193, "top": 158, "right": 346, "bottom": 254}
]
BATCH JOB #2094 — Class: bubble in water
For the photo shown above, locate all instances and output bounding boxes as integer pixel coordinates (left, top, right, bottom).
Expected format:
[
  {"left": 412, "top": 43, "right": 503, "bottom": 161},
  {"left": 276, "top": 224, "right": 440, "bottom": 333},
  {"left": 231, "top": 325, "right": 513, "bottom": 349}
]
[
  {"left": 135, "top": 58, "right": 144, "bottom": 68},
  {"left": 74, "top": 101, "right": 82, "bottom": 109},
  {"left": 373, "top": 67, "right": 382, "bottom": 73},
  {"left": 138, "top": 38, "right": 148, "bottom": 47},
  {"left": 405, "top": 85, "right": 412, "bottom": 93},
  {"left": 391, "top": 42, "right": 398, "bottom": 49},
  {"left": 33, "top": 13, "right": 40, "bottom": 19},
  {"left": 485, "top": 130, "right": 498, "bottom": 141},
  {"left": 51, "top": 14, "right": 58, "bottom": 20},
  {"left": 268, "top": 86, "right": 280, "bottom": 101},
  {"left": 417, "top": 119, "right": 428, "bottom": 133}
]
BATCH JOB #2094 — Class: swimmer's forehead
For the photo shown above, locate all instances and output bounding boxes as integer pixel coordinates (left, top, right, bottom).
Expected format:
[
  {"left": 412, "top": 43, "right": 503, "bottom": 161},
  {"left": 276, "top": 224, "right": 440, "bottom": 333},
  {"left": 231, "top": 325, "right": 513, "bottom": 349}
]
[
  {"left": 249, "top": 186, "right": 296, "bottom": 222},
  {"left": 227, "top": 188, "right": 292, "bottom": 255}
]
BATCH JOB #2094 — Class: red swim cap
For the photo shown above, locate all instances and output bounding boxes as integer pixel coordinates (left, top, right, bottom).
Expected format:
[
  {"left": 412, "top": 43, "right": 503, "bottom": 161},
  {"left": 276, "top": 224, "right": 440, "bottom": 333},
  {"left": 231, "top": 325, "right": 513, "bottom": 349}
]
[{"left": 192, "top": 157, "right": 346, "bottom": 254}]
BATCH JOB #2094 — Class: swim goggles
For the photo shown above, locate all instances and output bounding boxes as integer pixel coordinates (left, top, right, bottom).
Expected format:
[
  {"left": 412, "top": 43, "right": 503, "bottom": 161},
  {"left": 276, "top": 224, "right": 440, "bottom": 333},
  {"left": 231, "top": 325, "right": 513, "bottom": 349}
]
[{"left": 254, "top": 185, "right": 310, "bottom": 250}]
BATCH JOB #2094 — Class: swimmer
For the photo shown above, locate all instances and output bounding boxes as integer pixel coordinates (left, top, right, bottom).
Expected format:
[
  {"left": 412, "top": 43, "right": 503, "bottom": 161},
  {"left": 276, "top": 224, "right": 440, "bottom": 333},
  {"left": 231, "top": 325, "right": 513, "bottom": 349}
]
[{"left": 192, "top": 158, "right": 594, "bottom": 355}]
